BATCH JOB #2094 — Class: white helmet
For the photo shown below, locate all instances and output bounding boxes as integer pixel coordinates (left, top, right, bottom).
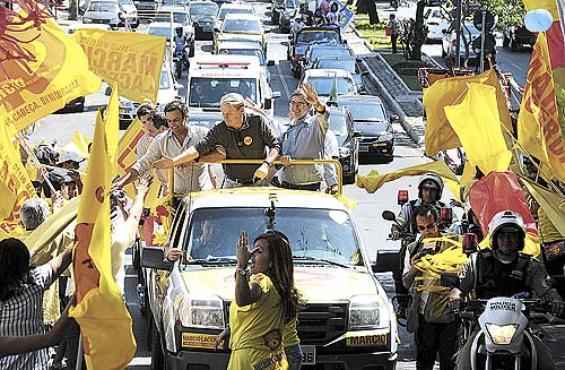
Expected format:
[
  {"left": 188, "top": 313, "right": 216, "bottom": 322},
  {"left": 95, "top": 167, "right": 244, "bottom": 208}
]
[
  {"left": 488, "top": 210, "right": 526, "bottom": 250},
  {"left": 418, "top": 173, "right": 444, "bottom": 201}
]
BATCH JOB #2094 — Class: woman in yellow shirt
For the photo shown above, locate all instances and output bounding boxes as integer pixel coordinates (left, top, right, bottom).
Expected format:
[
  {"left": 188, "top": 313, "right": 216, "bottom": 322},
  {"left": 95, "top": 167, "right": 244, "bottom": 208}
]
[{"left": 217, "top": 231, "right": 301, "bottom": 370}]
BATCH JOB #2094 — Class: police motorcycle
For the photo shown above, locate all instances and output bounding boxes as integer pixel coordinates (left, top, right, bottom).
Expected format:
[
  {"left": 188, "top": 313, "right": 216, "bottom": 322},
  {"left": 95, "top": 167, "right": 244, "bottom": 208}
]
[{"left": 439, "top": 213, "right": 565, "bottom": 370}]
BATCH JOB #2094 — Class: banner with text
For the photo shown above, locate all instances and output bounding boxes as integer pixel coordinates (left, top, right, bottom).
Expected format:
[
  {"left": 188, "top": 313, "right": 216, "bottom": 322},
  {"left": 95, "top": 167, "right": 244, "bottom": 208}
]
[
  {"left": 0, "top": 11, "right": 101, "bottom": 131},
  {"left": 73, "top": 29, "right": 166, "bottom": 103}
]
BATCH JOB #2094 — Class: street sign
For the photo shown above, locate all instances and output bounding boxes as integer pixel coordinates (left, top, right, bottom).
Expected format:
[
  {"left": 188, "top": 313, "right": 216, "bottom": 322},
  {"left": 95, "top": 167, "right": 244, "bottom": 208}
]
[{"left": 473, "top": 10, "right": 495, "bottom": 30}]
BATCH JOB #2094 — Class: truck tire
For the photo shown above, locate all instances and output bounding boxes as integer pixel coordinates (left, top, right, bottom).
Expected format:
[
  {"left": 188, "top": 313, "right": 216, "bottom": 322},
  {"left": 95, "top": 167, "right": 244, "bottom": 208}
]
[{"left": 150, "top": 319, "right": 165, "bottom": 370}]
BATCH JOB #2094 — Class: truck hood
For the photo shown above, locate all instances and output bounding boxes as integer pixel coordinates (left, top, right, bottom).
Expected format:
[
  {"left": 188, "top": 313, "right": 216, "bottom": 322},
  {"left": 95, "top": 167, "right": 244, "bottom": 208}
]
[
  {"left": 219, "top": 33, "right": 262, "bottom": 44},
  {"left": 181, "top": 266, "right": 378, "bottom": 302}
]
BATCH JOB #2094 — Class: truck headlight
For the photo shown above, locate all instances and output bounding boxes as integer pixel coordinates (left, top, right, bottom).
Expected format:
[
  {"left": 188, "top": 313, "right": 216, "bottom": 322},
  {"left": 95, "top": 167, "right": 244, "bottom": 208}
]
[
  {"left": 486, "top": 323, "right": 517, "bottom": 345},
  {"left": 180, "top": 295, "right": 225, "bottom": 329},
  {"left": 376, "top": 133, "right": 393, "bottom": 142},
  {"left": 339, "top": 146, "right": 351, "bottom": 157},
  {"left": 348, "top": 295, "right": 390, "bottom": 330}
]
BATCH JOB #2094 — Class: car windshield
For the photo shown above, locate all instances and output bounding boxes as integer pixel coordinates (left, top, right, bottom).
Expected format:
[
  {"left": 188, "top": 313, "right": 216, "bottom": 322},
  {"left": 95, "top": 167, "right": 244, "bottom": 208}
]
[
  {"left": 162, "top": 0, "right": 188, "bottom": 5},
  {"left": 310, "top": 48, "right": 350, "bottom": 61},
  {"left": 88, "top": 1, "right": 118, "bottom": 12},
  {"left": 190, "top": 3, "right": 218, "bottom": 17},
  {"left": 222, "top": 19, "right": 261, "bottom": 33},
  {"left": 341, "top": 102, "right": 386, "bottom": 122},
  {"left": 148, "top": 26, "right": 174, "bottom": 39},
  {"left": 219, "top": 48, "right": 264, "bottom": 63},
  {"left": 308, "top": 77, "right": 355, "bottom": 96},
  {"left": 218, "top": 8, "right": 253, "bottom": 20},
  {"left": 329, "top": 112, "right": 349, "bottom": 146},
  {"left": 160, "top": 70, "right": 171, "bottom": 90},
  {"left": 155, "top": 12, "right": 188, "bottom": 24},
  {"left": 286, "top": 0, "right": 297, "bottom": 8},
  {"left": 317, "top": 59, "right": 355, "bottom": 73},
  {"left": 189, "top": 77, "right": 257, "bottom": 107},
  {"left": 296, "top": 30, "right": 339, "bottom": 44},
  {"left": 183, "top": 208, "right": 361, "bottom": 267},
  {"left": 118, "top": 0, "right": 132, "bottom": 6}
]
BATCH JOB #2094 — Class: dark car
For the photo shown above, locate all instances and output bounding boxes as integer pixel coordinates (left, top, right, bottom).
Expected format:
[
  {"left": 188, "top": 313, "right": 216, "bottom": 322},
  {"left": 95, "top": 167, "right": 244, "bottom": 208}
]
[
  {"left": 273, "top": 0, "right": 298, "bottom": 32},
  {"left": 336, "top": 95, "right": 394, "bottom": 160},
  {"left": 189, "top": 0, "right": 218, "bottom": 40},
  {"left": 328, "top": 105, "right": 358, "bottom": 184},
  {"left": 287, "top": 25, "right": 342, "bottom": 79},
  {"left": 503, "top": 25, "right": 536, "bottom": 51}
]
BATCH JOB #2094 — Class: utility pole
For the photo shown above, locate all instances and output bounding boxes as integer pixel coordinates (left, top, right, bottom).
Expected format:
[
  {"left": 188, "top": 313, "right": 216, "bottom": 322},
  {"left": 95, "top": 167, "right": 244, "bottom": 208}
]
[
  {"left": 454, "top": 0, "right": 462, "bottom": 68},
  {"left": 479, "top": 9, "right": 486, "bottom": 72}
]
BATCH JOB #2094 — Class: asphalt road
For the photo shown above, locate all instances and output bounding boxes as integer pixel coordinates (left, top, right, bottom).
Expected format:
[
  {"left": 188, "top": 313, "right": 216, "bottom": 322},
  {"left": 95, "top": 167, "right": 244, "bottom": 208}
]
[{"left": 31, "top": 3, "right": 561, "bottom": 369}]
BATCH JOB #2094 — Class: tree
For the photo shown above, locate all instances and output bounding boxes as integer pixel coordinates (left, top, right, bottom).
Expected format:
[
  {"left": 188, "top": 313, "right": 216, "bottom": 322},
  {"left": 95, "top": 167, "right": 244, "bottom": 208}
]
[{"left": 477, "top": 0, "right": 526, "bottom": 29}]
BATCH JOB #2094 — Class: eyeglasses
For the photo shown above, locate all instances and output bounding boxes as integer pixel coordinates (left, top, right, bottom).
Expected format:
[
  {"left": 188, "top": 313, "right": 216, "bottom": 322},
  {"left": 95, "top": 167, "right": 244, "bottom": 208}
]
[{"left": 421, "top": 186, "right": 439, "bottom": 192}]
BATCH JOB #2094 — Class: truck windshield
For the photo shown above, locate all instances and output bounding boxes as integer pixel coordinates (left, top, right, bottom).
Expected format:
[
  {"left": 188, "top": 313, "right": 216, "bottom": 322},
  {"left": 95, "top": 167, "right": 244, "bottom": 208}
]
[
  {"left": 189, "top": 77, "right": 257, "bottom": 108},
  {"left": 183, "top": 207, "right": 361, "bottom": 267}
]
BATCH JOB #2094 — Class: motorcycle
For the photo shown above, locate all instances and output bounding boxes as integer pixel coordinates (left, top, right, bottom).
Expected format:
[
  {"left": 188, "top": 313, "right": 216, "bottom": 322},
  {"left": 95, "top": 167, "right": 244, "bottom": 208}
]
[
  {"left": 447, "top": 296, "right": 562, "bottom": 370},
  {"left": 173, "top": 41, "right": 189, "bottom": 80}
]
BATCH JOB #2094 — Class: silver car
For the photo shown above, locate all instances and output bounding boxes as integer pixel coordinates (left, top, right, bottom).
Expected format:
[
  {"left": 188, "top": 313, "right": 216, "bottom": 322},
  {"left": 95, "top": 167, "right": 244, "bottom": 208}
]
[{"left": 83, "top": 0, "right": 139, "bottom": 27}]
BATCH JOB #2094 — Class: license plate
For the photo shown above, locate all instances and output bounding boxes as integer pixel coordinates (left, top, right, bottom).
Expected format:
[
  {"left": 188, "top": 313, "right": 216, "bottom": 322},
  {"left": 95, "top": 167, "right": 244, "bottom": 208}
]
[
  {"left": 359, "top": 145, "right": 369, "bottom": 152},
  {"left": 301, "top": 345, "right": 316, "bottom": 365}
]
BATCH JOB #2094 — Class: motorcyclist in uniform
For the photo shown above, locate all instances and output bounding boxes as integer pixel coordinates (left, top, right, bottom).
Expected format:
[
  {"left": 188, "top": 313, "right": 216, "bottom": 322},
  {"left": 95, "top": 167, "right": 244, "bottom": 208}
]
[
  {"left": 449, "top": 210, "right": 564, "bottom": 369},
  {"left": 174, "top": 27, "right": 188, "bottom": 77},
  {"left": 391, "top": 173, "right": 452, "bottom": 316}
]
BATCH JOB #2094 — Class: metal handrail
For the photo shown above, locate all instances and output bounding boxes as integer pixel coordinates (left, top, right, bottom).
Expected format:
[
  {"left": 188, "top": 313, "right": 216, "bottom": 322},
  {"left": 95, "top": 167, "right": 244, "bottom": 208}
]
[{"left": 167, "top": 158, "right": 344, "bottom": 198}]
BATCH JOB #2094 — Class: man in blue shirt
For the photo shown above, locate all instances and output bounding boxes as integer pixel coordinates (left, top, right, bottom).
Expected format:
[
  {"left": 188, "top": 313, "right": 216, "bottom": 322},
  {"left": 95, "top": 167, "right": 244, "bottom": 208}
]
[{"left": 276, "top": 83, "right": 338, "bottom": 194}]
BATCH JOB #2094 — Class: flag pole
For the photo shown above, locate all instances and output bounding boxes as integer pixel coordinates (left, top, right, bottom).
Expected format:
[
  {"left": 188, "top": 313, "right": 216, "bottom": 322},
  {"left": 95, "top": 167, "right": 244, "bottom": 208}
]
[{"left": 75, "top": 334, "right": 83, "bottom": 370}]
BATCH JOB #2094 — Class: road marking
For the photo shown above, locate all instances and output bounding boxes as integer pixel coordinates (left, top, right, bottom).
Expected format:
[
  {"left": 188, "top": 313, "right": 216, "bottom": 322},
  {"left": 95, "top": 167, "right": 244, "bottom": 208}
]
[{"left": 276, "top": 62, "right": 291, "bottom": 99}]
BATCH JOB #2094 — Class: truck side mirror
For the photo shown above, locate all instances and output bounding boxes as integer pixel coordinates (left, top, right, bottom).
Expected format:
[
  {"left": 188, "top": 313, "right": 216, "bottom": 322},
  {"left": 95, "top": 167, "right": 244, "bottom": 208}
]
[
  {"left": 372, "top": 249, "right": 401, "bottom": 273},
  {"left": 141, "top": 246, "right": 173, "bottom": 271}
]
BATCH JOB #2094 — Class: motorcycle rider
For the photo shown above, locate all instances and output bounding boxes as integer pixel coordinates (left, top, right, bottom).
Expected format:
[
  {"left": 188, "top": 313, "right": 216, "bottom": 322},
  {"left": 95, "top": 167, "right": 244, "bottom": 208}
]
[
  {"left": 391, "top": 173, "right": 452, "bottom": 316},
  {"left": 449, "top": 210, "right": 564, "bottom": 369},
  {"left": 174, "top": 27, "right": 188, "bottom": 76}
]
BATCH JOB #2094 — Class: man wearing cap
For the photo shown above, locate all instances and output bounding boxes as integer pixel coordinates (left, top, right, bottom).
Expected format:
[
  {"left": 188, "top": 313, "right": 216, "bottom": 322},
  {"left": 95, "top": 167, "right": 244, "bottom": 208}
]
[
  {"left": 153, "top": 93, "right": 280, "bottom": 188},
  {"left": 276, "top": 83, "right": 338, "bottom": 193},
  {"left": 114, "top": 100, "right": 212, "bottom": 197}
]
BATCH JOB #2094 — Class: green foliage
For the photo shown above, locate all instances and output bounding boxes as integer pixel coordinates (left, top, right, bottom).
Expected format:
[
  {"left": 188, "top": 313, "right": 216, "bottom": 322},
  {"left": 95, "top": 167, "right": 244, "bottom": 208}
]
[{"left": 477, "top": 0, "right": 526, "bottom": 28}]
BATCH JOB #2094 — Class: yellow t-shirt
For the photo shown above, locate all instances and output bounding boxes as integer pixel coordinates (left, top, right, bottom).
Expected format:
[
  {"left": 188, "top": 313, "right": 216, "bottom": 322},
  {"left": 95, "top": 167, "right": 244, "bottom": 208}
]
[
  {"left": 283, "top": 318, "right": 300, "bottom": 347},
  {"left": 228, "top": 273, "right": 288, "bottom": 370}
]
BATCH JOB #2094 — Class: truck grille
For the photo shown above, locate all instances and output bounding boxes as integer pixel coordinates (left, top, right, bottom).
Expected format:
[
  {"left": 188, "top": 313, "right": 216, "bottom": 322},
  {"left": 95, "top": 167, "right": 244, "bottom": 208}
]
[
  {"left": 297, "top": 303, "right": 348, "bottom": 344},
  {"left": 224, "top": 301, "right": 348, "bottom": 346}
]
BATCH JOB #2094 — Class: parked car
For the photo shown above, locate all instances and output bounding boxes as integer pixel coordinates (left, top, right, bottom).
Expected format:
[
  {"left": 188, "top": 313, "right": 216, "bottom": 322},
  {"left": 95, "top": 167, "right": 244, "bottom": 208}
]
[
  {"left": 83, "top": 0, "right": 139, "bottom": 28},
  {"left": 155, "top": 5, "right": 194, "bottom": 52},
  {"left": 441, "top": 22, "right": 481, "bottom": 65},
  {"left": 188, "top": 0, "right": 218, "bottom": 39},
  {"left": 142, "top": 188, "right": 398, "bottom": 370},
  {"left": 503, "top": 24, "right": 536, "bottom": 51},
  {"left": 336, "top": 95, "right": 395, "bottom": 160},
  {"left": 424, "top": 6, "right": 449, "bottom": 42},
  {"left": 216, "top": 40, "right": 273, "bottom": 82},
  {"left": 328, "top": 105, "right": 359, "bottom": 184},
  {"left": 288, "top": 25, "right": 342, "bottom": 78},
  {"left": 146, "top": 21, "right": 183, "bottom": 42},
  {"left": 273, "top": 0, "right": 298, "bottom": 31},
  {"left": 133, "top": 0, "right": 158, "bottom": 19},
  {"left": 119, "top": 62, "right": 182, "bottom": 129},
  {"left": 311, "top": 56, "right": 365, "bottom": 94},
  {"left": 216, "top": 2, "right": 255, "bottom": 29},
  {"left": 303, "top": 44, "right": 352, "bottom": 71},
  {"left": 301, "top": 68, "right": 357, "bottom": 103},
  {"left": 214, "top": 14, "right": 266, "bottom": 53}
]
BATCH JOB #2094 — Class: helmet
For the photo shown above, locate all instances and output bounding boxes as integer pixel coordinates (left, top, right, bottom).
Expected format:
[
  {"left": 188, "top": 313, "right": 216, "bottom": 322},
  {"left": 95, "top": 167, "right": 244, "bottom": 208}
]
[
  {"left": 488, "top": 210, "right": 526, "bottom": 251},
  {"left": 418, "top": 173, "right": 444, "bottom": 201}
]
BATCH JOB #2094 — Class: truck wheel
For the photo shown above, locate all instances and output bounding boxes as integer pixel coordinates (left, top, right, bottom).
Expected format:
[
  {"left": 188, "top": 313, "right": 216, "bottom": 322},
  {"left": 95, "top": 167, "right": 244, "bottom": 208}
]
[{"left": 150, "top": 319, "right": 165, "bottom": 370}]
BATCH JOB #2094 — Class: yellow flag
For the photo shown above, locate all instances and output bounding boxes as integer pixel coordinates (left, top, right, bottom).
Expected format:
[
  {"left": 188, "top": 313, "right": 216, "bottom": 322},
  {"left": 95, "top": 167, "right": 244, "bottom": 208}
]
[
  {"left": 0, "top": 115, "right": 36, "bottom": 235},
  {"left": 73, "top": 29, "right": 166, "bottom": 103},
  {"left": 444, "top": 83, "right": 512, "bottom": 175},
  {"left": 357, "top": 160, "right": 461, "bottom": 200},
  {"left": 62, "top": 131, "right": 91, "bottom": 160},
  {"left": 522, "top": 179, "right": 565, "bottom": 237},
  {"left": 69, "top": 107, "right": 136, "bottom": 368},
  {"left": 517, "top": 32, "right": 565, "bottom": 182},
  {"left": 0, "top": 11, "right": 101, "bottom": 131},
  {"left": 423, "top": 69, "right": 512, "bottom": 156},
  {"left": 117, "top": 118, "right": 145, "bottom": 196}
]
